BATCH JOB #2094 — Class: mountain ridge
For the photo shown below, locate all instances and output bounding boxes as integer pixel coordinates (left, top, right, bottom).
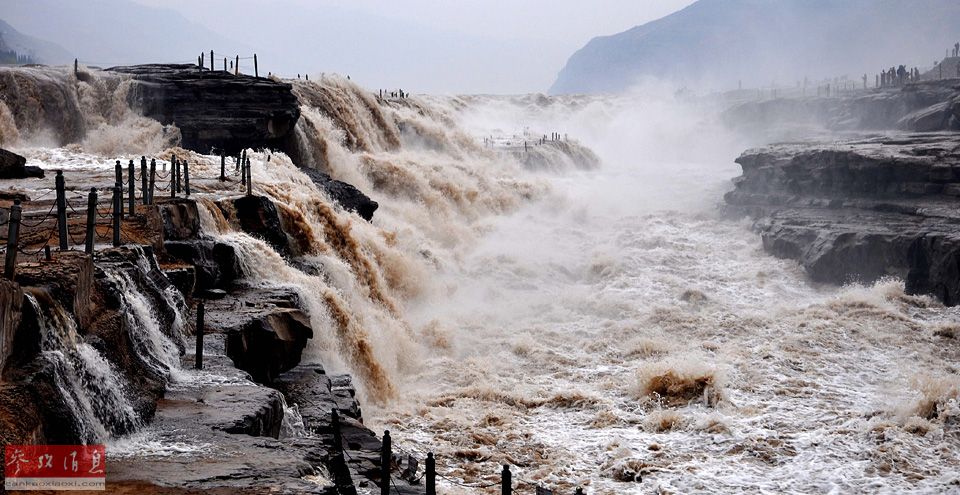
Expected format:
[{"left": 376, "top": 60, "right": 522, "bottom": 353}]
[{"left": 551, "top": 0, "right": 960, "bottom": 94}]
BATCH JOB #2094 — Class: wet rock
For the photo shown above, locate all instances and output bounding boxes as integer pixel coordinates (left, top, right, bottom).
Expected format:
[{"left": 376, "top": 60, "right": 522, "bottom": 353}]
[
  {"left": 0, "top": 279, "right": 23, "bottom": 373},
  {"left": 301, "top": 168, "right": 379, "bottom": 221},
  {"left": 906, "top": 233, "right": 960, "bottom": 306},
  {"left": 158, "top": 198, "right": 201, "bottom": 241},
  {"left": 0, "top": 383, "right": 43, "bottom": 446},
  {"left": 224, "top": 308, "right": 313, "bottom": 384},
  {"left": 274, "top": 365, "right": 363, "bottom": 435},
  {"left": 14, "top": 251, "right": 94, "bottom": 329},
  {"left": 164, "top": 240, "right": 240, "bottom": 293},
  {"left": 726, "top": 133, "right": 960, "bottom": 304},
  {"left": 203, "top": 284, "right": 311, "bottom": 383},
  {"left": 109, "top": 64, "right": 300, "bottom": 155},
  {"left": 108, "top": 363, "right": 337, "bottom": 494},
  {"left": 0, "top": 148, "right": 43, "bottom": 179},
  {"left": 222, "top": 195, "right": 293, "bottom": 256},
  {"left": 163, "top": 266, "right": 195, "bottom": 297}
]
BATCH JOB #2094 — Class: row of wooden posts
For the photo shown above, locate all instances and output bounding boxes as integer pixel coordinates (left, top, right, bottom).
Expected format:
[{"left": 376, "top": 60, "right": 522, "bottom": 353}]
[
  {"left": 2, "top": 151, "right": 255, "bottom": 281},
  {"left": 364, "top": 409, "right": 584, "bottom": 495},
  {"left": 198, "top": 50, "right": 259, "bottom": 78}
]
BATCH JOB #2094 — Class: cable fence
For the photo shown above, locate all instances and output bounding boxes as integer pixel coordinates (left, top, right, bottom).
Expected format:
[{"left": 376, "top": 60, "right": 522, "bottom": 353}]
[{"left": 2, "top": 151, "right": 256, "bottom": 280}]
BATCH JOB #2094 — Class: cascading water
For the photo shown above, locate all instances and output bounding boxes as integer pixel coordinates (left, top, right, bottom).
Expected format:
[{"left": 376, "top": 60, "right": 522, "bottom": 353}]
[
  {"left": 4, "top": 65, "right": 958, "bottom": 493},
  {"left": 26, "top": 292, "right": 140, "bottom": 444},
  {"left": 99, "top": 261, "right": 186, "bottom": 382}
]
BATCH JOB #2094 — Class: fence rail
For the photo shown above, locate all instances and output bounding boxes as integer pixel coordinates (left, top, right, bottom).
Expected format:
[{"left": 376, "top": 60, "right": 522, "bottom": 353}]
[{"left": 2, "top": 151, "right": 254, "bottom": 280}]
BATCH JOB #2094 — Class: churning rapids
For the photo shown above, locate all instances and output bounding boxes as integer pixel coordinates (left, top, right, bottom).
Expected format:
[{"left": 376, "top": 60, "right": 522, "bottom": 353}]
[{"left": 2, "top": 68, "right": 959, "bottom": 493}]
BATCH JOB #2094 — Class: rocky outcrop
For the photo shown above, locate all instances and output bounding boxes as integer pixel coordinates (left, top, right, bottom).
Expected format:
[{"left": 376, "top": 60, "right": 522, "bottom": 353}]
[
  {"left": 725, "top": 133, "right": 960, "bottom": 304},
  {"left": 109, "top": 64, "right": 300, "bottom": 154},
  {"left": 220, "top": 195, "right": 293, "bottom": 256},
  {"left": 723, "top": 81, "right": 960, "bottom": 133},
  {"left": 204, "top": 284, "right": 312, "bottom": 383},
  {"left": 0, "top": 147, "right": 43, "bottom": 179},
  {"left": 158, "top": 198, "right": 201, "bottom": 241},
  {"left": 301, "top": 168, "right": 379, "bottom": 221},
  {"left": 14, "top": 251, "right": 94, "bottom": 329},
  {"left": 164, "top": 240, "right": 240, "bottom": 294}
]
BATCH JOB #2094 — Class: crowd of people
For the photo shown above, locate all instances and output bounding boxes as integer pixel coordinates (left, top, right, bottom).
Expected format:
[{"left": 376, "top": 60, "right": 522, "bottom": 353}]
[{"left": 878, "top": 65, "right": 921, "bottom": 87}]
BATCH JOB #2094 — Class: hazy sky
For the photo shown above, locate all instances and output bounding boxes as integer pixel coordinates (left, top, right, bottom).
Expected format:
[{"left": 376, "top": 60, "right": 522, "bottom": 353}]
[{"left": 130, "top": 0, "right": 696, "bottom": 93}]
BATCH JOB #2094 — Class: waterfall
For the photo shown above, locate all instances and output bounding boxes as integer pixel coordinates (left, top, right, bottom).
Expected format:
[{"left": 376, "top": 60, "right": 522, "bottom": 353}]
[
  {"left": 99, "top": 267, "right": 184, "bottom": 381},
  {"left": 26, "top": 293, "right": 140, "bottom": 444}
]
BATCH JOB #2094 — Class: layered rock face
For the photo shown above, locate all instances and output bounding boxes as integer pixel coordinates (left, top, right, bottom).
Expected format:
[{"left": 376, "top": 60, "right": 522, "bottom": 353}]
[
  {"left": 110, "top": 64, "right": 300, "bottom": 154},
  {"left": 725, "top": 133, "right": 960, "bottom": 304},
  {"left": 723, "top": 81, "right": 960, "bottom": 133}
]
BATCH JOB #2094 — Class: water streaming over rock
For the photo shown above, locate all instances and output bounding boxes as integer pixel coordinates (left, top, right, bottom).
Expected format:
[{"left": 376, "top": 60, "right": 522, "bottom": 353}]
[
  {"left": 25, "top": 292, "right": 140, "bottom": 443},
  {"left": 5, "top": 68, "right": 959, "bottom": 492}
]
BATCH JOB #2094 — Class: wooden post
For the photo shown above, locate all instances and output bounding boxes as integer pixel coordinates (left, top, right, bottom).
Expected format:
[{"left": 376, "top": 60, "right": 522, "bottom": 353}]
[
  {"left": 200, "top": 52, "right": 205, "bottom": 69},
  {"left": 220, "top": 152, "right": 226, "bottom": 181},
  {"left": 74, "top": 59, "right": 78, "bottom": 76},
  {"left": 44, "top": 245, "right": 51, "bottom": 262},
  {"left": 140, "top": 156, "right": 148, "bottom": 205},
  {"left": 254, "top": 54, "right": 258, "bottom": 78},
  {"left": 195, "top": 302, "right": 204, "bottom": 369},
  {"left": 223, "top": 57, "right": 227, "bottom": 72},
  {"left": 174, "top": 158, "right": 181, "bottom": 195},
  {"left": 3, "top": 200, "right": 21, "bottom": 280},
  {"left": 210, "top": 50, "right": 214, "bottom": 72},
  {"left": 148, "top": 159, "right": 156, "bottom": 205},
  {"left": 85, "top": 188, "right": 97, "bottom": 254},
  {"left": 245, "top": 157, "right": 252, "bottom": 196},
  {"left": 127, "top": 159, "right": 135, "bottom": 217},
  {"left": 425, "top": 453, "right": 436, "bottom": 495},
  {"left": 115, "top": 160, "right": 124, "bottom": 218},
  {"left": 235, "top": 55, "right": 239, "bottom": 75},
  {"left": 183, "top": 160, "right": 191, "bottom": 196},
  {"left": 170, "top": 158, "right": 177, "bottom": 198},
  {"left": 55, "top": 170, "right": 68, "bottom": 251},
  {"left": 240, "top": 154, "right": 246, "bottom": 187},
  {"left": 501, "top": 465, "right": 512, "bottom": 495},
  {"left": 112, "top": 185, "right": 121, "bottom": 247},
  {"left": 380, "top": 431, "right": 391, "bottom": 495}
]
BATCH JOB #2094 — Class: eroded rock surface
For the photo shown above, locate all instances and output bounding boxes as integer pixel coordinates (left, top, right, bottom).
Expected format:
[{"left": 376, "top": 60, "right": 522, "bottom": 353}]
[
  {"left": 109, "top": 64, "right": 300, "bottom": 155},
  {"left": 726, "top": 133, "right": 960, "bottom": 304},
  {"left": 723, "top": 80, "right": 960, "bottom": 133}
]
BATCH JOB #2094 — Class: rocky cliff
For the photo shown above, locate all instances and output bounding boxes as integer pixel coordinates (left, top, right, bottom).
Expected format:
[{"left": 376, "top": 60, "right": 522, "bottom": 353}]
[
  {"left": 722, "top": 81, "right": 960, "bottom": 134},
  {"left": 111, "top": 64, "right": 300, "bottom": 154},
  {"left": 725, "top": 133, "right": 960, "bottom": 305}
]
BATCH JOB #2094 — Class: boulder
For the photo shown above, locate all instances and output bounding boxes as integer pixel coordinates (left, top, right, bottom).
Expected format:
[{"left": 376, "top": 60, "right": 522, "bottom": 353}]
[
  {"left": 223, "top": 195, "right": 292, "bottom": 256},
  {"left": 158, "top": 199, "right": 201, "bottom": 241},
  {"left": 164, "top": 240, "right": 240, "bottom": 293},
  {"left": 0, "top": 148, "right": 43, "bottom": 179},
  {"left": 203, "top": 284, "right": 312, "bottom": 383},
  {"left": 300, "top": 168, "right": 379, "bottom": 221}
]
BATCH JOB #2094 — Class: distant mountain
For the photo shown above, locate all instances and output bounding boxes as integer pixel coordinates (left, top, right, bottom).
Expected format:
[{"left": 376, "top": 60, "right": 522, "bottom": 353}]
[
  {"left": 0, "top": 19, "right": 72, "bottom": 64},
  {"left": 551, "top": 0, "right": 960, "bottom": 94},
  {"left": 1, "top": 0, "right": 250, "bottom": 67}
]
